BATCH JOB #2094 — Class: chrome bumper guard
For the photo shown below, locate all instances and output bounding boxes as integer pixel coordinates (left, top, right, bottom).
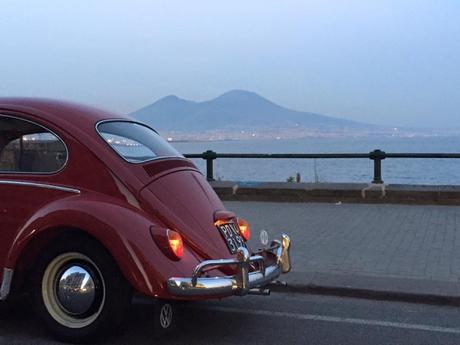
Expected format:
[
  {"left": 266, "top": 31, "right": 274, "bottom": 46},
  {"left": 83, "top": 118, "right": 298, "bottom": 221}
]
[{"left": 167, "top": 234, "right": 291, "bottom": 297}]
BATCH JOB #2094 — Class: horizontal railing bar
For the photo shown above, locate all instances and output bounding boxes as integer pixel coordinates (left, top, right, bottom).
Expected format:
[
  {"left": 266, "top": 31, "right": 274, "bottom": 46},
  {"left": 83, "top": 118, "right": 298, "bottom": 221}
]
[
  {"left": 386, "top": 153, "right": 460, "bottom": 159},
  {"left": 185, "top": 153, "right": 460, "bottom": 159},
  {"left": 185, "top": 154, "right": 208, "bottom": 158},
  {"left": 185, "top": 153, "right": 369, "bottom": 159}
]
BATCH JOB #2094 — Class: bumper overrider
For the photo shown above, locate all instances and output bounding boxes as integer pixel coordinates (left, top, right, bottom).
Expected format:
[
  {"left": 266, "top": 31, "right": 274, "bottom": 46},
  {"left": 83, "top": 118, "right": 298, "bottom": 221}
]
[{"left": 167, "top": 234, "right": 291, "bottom": 297}]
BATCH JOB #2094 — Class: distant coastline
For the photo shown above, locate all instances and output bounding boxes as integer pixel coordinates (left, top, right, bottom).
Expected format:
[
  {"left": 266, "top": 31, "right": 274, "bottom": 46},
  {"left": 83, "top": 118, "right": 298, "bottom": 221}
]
[{"left": 163, "top": 129, "right": 460, "bottom": 143}]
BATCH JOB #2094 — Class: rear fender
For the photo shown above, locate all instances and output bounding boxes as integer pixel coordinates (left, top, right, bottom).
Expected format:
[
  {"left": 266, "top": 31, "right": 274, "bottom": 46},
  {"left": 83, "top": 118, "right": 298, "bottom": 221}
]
[{"left": 6, "top": 193, "right": 202, "bottom": 298}]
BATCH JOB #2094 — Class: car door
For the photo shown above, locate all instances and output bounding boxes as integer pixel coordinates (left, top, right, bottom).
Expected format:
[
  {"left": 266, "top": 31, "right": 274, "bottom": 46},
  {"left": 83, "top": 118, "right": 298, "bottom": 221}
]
[{"left": 0, "top": 114, "right": 68, "bottom": 280}]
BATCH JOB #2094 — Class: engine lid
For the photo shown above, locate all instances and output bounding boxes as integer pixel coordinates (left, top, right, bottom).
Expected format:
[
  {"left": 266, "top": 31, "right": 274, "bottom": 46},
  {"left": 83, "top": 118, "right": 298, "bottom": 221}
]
[{"left": 140, "top": 170, "right": 237, "bottom": 260}]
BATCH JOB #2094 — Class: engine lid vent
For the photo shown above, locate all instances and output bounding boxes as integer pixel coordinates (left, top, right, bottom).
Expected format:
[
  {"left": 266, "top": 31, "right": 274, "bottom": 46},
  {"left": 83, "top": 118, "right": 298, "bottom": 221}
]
[{"left": 143, "top": 159, "right": 196, "bottom": 177}]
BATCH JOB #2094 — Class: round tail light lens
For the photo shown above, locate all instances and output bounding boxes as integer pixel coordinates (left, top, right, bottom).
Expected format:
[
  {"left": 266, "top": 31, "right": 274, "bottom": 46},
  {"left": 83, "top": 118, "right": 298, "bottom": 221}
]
[
  {"left": 167, "top": 229, "right": 184, "bottom": 259},
  {"left": 237, "top": 218, "right": 251, "bottom": 241}
]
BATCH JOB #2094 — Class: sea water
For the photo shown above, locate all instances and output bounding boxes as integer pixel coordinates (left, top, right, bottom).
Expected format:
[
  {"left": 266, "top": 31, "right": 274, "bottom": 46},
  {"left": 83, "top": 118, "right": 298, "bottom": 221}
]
[{"left": 172, "top": 136, "right": 460, "bottom": 185}]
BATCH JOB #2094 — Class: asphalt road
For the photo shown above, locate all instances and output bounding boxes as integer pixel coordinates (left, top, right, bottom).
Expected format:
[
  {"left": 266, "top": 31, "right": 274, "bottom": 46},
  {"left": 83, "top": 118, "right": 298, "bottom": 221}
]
[{"left": 2, "top": 293, "right": 460, "bottom": 345}]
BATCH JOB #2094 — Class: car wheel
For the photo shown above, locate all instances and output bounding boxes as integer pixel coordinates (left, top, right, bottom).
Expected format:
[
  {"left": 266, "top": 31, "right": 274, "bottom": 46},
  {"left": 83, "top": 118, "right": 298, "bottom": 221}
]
[{"left": 33, "top": 237, "right": 132, "bottom": 343}]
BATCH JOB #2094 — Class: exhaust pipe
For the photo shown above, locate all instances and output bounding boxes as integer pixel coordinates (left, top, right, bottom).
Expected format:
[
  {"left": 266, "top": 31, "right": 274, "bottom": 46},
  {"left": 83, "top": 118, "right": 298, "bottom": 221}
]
[
  {"left": 270, "top": 280, "right": 288, "bottom": 287},
  {"left": 248, "top": 288, "right": 271, "bottom": 296}
]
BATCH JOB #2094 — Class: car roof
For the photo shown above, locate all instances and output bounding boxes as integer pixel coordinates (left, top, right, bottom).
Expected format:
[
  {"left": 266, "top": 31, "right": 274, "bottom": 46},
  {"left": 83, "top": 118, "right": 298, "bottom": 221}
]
[{"left": 0, "top": 97, "right": 130, "bottom": 130}]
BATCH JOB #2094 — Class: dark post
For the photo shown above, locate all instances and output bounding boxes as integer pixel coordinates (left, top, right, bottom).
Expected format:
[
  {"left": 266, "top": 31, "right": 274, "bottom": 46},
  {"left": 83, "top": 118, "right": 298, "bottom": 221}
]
[
  {"left": 202, "top": 150, "right": 217, "bottom": 181},
  {"left": 369, "top": 149, "right": 386, "bottom": 184}
]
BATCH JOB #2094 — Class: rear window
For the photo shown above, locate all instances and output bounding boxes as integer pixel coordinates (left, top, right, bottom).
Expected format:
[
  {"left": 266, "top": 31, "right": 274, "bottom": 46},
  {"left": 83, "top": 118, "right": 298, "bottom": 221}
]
[{"left": 97, "top": 121, "right": 182, "bottom": 163}]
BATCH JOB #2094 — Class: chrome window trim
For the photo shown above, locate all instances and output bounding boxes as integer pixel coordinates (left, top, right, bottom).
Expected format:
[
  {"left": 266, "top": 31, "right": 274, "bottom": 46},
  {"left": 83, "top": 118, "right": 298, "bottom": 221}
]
[
  {"left": 0, "top": 180, "right": 80, "bottom": 194},
  {"left": 0, "top": 113, "right": 69, "bottom": 175},
  {"left": 0, "top": 268, "right": 14, "bottom": 300},
  {"left": 95, "top": 119, "right": 184, "bottom": 165}
]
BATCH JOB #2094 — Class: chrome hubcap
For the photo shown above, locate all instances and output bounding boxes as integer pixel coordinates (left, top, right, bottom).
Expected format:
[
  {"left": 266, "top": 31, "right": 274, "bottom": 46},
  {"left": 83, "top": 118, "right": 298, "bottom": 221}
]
[
  {"left": 159, "top": 303, "right": 173, "bottom": 329},
  {"left": 42, "top": 253, "right": 106, "bottom": 328},
  {"left": 57, "top": 265, "right": 96, "bottom": 316}
]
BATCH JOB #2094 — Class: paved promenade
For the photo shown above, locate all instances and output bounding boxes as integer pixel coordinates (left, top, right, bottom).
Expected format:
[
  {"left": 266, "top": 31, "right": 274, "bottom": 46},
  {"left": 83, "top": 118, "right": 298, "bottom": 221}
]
[{"left": 224, "top": 201, "right": 460, "bottom": 300}]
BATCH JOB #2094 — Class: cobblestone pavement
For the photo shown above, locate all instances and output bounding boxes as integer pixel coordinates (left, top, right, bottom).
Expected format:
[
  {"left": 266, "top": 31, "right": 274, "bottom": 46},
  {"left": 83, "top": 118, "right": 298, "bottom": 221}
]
[{"left": 224, "top": 201, "right": 460, "bottom": 283}]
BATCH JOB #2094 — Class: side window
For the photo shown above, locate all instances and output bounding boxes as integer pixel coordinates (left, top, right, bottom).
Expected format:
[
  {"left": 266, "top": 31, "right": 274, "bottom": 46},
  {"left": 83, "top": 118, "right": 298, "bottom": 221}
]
[{"left": 0, "top": 116, "right": 67, "bottom": 173}]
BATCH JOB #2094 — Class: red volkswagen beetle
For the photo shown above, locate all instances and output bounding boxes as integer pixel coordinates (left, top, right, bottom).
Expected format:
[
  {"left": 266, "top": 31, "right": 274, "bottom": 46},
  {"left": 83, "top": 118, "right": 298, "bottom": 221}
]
[{"left": 0, "top": 98, "right": 291, "bottom": 342}]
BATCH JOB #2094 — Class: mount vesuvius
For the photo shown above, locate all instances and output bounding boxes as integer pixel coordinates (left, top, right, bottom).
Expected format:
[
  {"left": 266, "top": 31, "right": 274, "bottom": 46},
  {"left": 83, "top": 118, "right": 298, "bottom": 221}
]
[{"left": 131, "top": 90, "right": 373, "bottom": 134}]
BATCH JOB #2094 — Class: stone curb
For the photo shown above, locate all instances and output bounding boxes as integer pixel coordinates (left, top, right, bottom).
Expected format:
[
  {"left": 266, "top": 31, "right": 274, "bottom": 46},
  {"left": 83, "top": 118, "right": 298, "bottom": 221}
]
[
  {"left": 273, "top": 271, "right": 460, "bottom": 306},
  {"left": 211, "top": 181, "right": 460, "bottom": 205}
]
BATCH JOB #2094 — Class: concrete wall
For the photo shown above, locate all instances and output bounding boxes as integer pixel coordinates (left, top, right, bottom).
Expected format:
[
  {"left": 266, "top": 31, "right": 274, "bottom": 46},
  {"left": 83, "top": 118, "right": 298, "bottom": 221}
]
[{"left": 211, "top": 181, "right": 460, "bottom": 205}]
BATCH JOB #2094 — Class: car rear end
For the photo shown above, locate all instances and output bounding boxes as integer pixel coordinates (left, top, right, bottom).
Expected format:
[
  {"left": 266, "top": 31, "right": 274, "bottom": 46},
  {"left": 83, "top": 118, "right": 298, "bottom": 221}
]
[{"left": 97, "top": 120, "right": 292, "bottom": 300}]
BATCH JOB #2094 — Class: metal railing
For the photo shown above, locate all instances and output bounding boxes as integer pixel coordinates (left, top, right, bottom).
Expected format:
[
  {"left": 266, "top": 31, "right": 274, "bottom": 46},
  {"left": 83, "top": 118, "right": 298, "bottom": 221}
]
[{"left": 184, "top": 149, "right": 460, "bottom": 184}]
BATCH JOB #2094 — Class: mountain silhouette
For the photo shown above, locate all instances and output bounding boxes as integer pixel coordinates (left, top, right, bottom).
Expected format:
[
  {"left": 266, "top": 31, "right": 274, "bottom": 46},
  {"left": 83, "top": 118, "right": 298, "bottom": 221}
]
[{"left": 131, "top": 90, "right": 366, "bottom": 132}]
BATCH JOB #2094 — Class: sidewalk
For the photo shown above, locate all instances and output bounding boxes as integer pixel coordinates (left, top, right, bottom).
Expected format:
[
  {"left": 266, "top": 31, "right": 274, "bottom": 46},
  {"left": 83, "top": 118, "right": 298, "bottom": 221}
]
[{"left": 224, "top": 201, "right": 460, "bottom": 304}]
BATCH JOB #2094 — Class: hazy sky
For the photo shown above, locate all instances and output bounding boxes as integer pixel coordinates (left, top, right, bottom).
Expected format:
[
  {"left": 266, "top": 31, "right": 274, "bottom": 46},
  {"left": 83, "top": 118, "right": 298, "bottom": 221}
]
[{"left": 1, "top": 1, "right": 459, "bottom": 128}]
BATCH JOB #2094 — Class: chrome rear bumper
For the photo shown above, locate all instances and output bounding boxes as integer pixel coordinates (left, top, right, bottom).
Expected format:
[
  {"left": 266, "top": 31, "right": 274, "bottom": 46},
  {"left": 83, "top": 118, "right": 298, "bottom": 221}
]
[{"left": 167, "top": 234, "right": 291, "bottom": 297}]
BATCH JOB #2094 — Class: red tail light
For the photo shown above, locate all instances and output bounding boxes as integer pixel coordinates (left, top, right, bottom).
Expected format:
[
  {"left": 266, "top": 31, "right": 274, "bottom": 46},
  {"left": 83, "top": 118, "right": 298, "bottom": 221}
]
[
  {"left": 167, "top": 229, "right": 184, "bottom": 259},
  {"left": 237, "top": 218, "right": 251, "bottom": 241}
]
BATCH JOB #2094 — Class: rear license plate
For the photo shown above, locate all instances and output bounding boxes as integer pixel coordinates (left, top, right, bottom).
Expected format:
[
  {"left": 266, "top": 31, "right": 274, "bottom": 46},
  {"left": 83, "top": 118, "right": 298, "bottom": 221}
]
[{"left": 217, "top": 222, "right": 247, "bottom": 254}]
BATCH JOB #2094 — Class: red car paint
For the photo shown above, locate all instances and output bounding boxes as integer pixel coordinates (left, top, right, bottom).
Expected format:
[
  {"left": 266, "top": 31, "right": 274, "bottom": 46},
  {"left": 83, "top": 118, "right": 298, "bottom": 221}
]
[{"left": 0, "top": 98, "right": 239, "bottom": 300}]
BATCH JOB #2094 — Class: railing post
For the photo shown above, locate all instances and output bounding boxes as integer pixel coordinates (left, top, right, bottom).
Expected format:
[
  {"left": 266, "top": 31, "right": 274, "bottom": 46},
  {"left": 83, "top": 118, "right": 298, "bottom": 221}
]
[
  {"left": 369, "top": 149, "right": 386, "bottom": 184},
  {"left": 202, "top": 150, "right": 217, "bottom": 181}
]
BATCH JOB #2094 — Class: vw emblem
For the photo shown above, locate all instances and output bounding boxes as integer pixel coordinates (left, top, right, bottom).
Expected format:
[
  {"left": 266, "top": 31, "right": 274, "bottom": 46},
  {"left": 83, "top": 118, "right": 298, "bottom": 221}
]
[
  {"left": 159, "top": 303, "right": 173, "bottom": 329},
  {"left": 260, "top": 230, "right": 269, "bottom": 246}
]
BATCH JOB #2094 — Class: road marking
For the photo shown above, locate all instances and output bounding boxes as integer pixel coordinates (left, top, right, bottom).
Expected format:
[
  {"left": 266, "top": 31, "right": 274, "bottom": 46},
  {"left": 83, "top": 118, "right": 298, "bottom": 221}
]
[{"left": 202, "top": 306, "right": 460, "bottom": 335}]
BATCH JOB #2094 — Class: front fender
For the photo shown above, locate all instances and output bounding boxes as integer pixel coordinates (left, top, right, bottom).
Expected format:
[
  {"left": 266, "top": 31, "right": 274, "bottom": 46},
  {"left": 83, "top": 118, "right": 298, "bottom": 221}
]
[{"left": 6, "top": 192, "right": 202, "bottom": 298}]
